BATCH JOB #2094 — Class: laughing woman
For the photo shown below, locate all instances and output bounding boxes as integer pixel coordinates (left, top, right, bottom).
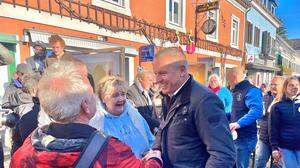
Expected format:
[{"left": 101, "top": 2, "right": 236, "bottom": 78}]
[
  {"left": 269, "top": 76, "right": 300, "bottom": 168},
  {"left": 90, "top": 76, "right": 155, "bottom": 158}
]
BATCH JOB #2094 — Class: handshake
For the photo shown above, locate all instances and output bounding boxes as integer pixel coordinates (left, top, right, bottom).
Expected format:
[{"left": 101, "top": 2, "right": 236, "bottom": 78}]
[{"left": 143, "top": 150, "right": 163, "bottom": 165}]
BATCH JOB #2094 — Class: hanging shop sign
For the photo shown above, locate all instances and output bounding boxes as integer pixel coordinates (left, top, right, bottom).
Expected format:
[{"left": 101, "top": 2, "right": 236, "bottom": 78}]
[
  {"left": 139, "top": 44, "right": 155, "bottom": 62},
  {"left": 196, "top": 1, "right": 219, "bottom": 13},
  {"left": 201, "top": 19, "right": 217, "bottom": 35}
]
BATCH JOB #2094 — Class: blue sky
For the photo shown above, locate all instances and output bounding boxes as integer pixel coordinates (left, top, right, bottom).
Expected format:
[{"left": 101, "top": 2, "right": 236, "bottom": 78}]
[{"left": 276, "top": 0, "right": 300, "bottom": 39}]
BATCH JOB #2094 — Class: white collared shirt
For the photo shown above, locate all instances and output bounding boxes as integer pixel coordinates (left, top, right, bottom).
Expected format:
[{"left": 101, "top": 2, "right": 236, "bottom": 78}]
[{"left": 170, "top": 76, "right": 190, "bottom": 97}]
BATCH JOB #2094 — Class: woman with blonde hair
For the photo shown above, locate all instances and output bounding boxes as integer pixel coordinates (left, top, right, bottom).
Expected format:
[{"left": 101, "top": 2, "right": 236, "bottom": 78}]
[
  {"left": 269, "top": 76, "right": 300, "bottom": 167},
  {"left": 208, "top": 74, "right": 233, "bottom": 120},
  {"left": 90, "top": 75, "right": 155, "bottom": 158}
]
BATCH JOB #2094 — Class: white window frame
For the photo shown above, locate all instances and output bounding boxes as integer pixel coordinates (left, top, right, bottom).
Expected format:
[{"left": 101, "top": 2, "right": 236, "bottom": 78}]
[
  {"left": 271, "top": 4, "right": 275, "bottom": 14},
  {"left": 263, "top": 0, "right": 268, "bottom": 6},
  {"left": 206, "top": 9, "right": 219, "bottom": 43},
  {"left": 92, "top": 0, "right": 131, "bottom": 16},
  {"left": 103, "top": 0, "right": 124, "bottom": 7},
  {"left": 230, "top": 15, "right": 240, "bottom": 49},
  {"left": 165, "top": 0, "right": 186, "bottom": 33}
]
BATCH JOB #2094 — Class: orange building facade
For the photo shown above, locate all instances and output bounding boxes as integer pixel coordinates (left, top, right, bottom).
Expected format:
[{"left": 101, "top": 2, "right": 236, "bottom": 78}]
[{"left": 0, "top": 0, "right": 249, "bottom": 96}]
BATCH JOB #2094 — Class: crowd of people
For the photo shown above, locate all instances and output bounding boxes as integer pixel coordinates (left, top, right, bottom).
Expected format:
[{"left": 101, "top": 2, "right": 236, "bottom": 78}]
[{"left": 0, "top": 34, "right": 300, "bottom": 168}]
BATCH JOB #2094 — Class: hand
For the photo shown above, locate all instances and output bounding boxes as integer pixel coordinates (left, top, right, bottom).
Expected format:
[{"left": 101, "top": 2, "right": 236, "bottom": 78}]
[
  {"left": 143, "top": 150, "right": 162, "bottom": 162},
  {"left": 272, "top": 150, "right": 281, "bottom": 165},
  {"left": 229, "top": 122, "right": 240, "bottom": 132}
]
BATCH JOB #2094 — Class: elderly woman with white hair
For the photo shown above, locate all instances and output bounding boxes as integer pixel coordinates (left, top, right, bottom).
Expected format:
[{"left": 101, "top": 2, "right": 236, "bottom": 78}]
[
  {"left": 208, "top": 74, "right": 233, "bottom": 120},
  {"left": 10, "top": 60, "right": 162, "bottom": 168},
  {"left": 90, "top": 75, "right": 155, "bottom": 158}
]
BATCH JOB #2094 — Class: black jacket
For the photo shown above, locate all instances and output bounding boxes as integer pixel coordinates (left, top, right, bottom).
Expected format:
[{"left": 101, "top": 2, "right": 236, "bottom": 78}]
[
  {"left": 153, "top": 76, "right": 236, "bottom": 168},
  {"left": 269, "top": 95, "right": 300, "bottom": 151},
  {"left": 11, "top": 97, "right": 40, "bottom": 154},
  {"left": 258, "top": 91, "right": 274, "bottom": 143},
  {"left": 127, "top": 80, "right": 160, "bottom": 133}
]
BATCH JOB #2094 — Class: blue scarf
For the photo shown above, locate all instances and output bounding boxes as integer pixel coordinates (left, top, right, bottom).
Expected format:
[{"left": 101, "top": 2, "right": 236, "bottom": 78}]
[{"left": 12, "top": 79, "right": 23, "bottom": 88}]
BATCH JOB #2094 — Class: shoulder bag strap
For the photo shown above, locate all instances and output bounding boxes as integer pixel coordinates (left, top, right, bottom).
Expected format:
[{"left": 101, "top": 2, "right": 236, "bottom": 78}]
[{"left": 74, "top": 131, "right": 110, "bottom": 168}]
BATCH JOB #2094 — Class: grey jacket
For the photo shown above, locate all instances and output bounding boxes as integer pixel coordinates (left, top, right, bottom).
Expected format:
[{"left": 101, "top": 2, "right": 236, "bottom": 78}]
[
  {"left": 127, "top": 80, "right": 160, "bottom": 133},
  {"left": 1, "top": 84, "right": 31, "bottom": 110}
]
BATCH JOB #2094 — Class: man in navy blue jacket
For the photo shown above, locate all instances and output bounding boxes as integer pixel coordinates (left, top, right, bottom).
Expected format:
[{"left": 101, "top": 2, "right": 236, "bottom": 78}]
[
  {"left": 152, "top": 47, "right": 236, "bottom": 168},
  {"left": 228, "top": 68, "right": 263, "bottom": 168}
]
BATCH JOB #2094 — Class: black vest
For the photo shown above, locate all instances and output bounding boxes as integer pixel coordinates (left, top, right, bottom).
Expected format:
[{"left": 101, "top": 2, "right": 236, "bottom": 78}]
[{"left": 231, "top": 80, "right": 257, "bottom": 138}]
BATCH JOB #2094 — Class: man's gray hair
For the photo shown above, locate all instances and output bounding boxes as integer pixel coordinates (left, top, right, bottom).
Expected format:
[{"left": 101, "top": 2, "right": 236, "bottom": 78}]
[
  {"left": 38, "top": 60, "right": 90, "bottom": 123},
  {"left": 155, "top": 47, "right": 188, "bottom": 68}
]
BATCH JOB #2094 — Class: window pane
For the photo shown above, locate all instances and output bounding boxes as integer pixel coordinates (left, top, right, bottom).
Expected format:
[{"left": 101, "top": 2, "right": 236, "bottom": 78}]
[
  {"left": 246, "top": 21, "right": 253, "bottom": 44},
  {"left": 106, "top": 0, "right": 123, "bottom": 6},
  {"left": 174, "top": 2, "right": 179, "bottom": 24},
  {"left": 168, "top": 0, "right": 182, "bottom": 25},
  {"left": 233, "top": 30, "right": 237, "bottom": 44},
  {"left": 232, "top": 20, "right": 238, "bottom": 46},
  {"left": 254, "top": 27, "right": 260, "bottom": 47},
  {"left": 125, "top": 57, "right": 129, "bottom": 82},
  {"left": 178, "top": 0, "right": 182, "bottom": 25},
  {"left": 233, "top": 21, "right": 237, "bottom": 29},
  {"left": 169, "top": 0, "right": 172, "bottom": 21}
]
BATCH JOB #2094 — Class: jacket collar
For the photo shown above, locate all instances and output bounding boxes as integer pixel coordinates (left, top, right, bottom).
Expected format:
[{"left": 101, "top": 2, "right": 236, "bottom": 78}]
[
  {"left": 134, "top": 79, "right": 146, "bottom": 93},
  {"left": 31, "top": 123, "right": 96, "bottom": 152},
  {"left": 44, "top": 122, "right": 96, "bottom": 139},
  {"left": 163, "top": 75, "right": 193, "bottom": 109},
  {"left": 175, "top": 75, "right": 193, "bottom": 105},
  {"left": 281, "top": 93, "right": 300, "bottom": 103},
  {"left": 233, "top": 80, "right": 252, "bottom": 91}
]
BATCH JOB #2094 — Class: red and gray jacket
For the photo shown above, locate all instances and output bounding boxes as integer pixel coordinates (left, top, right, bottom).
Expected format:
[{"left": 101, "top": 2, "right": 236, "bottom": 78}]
[{"left": 10, "top": 123, "right": 161, "bottom": 168}]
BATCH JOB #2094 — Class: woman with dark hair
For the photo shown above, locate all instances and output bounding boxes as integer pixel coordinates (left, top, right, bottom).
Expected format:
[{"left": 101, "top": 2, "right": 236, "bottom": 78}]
[{"left": 269, "top": 76, "right": 300, "bottom": 167}]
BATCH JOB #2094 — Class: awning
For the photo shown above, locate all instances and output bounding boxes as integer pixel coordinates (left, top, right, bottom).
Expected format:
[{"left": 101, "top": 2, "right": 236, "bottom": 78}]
[
  {"left": 0, "top": 33, "right": 17, "bottom": 44},
  {"left": 246, "top": 63, "right": 281, "bottom": 72},
  {"left": 25, "top": 29, "right": 138, "bottom": 56}
]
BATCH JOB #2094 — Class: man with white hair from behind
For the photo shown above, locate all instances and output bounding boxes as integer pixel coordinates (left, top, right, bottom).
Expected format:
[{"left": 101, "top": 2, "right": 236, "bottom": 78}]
[{"left": 10, "top": 60, "right": 162, "bottom": 168}]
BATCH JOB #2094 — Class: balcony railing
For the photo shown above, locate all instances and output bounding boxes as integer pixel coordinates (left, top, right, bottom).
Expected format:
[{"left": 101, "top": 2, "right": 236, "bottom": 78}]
[
  {"left": 0, "top": 0, "right": 244, "bottom": 58},
  {"left": 252, "top": 0, "right": 281, "bottom": 24}
]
